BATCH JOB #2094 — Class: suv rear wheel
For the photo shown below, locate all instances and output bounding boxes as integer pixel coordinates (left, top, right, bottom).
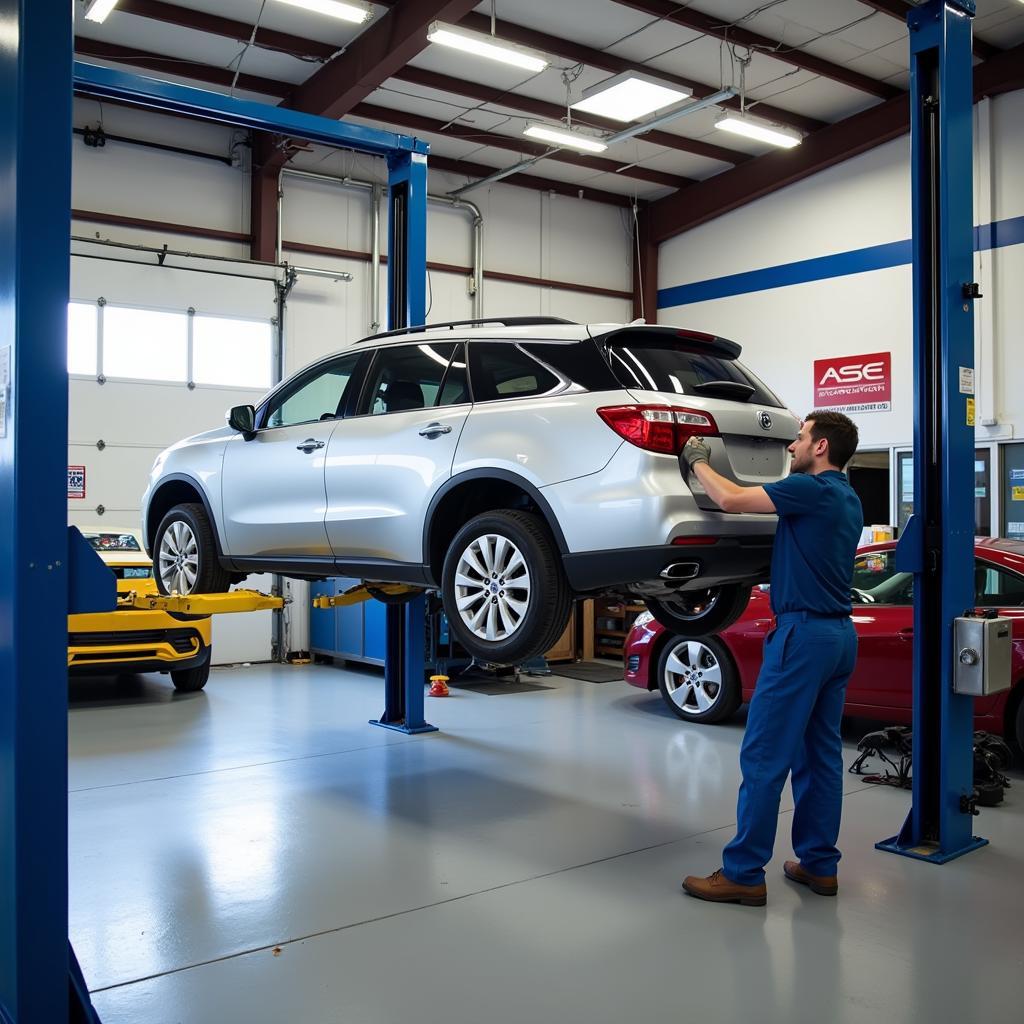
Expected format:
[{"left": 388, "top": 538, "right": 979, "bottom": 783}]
[
  {"left": 646, "top": 584, "right": 751, "bottom": 637},
  {"left": 155, "top": 503, "right": 231, "bottom": 596},
  {"left": 442, "top": 510, "right": 571, "bottom": 665}
]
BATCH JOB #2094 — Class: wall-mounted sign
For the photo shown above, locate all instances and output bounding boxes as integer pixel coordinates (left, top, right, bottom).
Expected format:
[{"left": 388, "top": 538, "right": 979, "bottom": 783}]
[
  {"left": 67, "top": 465, "right": 86, "bottom": 500},
  {"left": 813, "top": 351, "right": 891, "bottom": 414}
]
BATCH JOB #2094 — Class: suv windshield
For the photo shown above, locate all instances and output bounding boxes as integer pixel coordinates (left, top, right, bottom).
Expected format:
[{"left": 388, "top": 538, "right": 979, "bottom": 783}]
[{"left": 604, "top": 341, "right": 783, "bottom": 408}]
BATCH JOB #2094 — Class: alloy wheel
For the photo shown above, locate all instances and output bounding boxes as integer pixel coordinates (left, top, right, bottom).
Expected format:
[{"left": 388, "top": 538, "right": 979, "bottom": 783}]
[
  {"left": 453, "top": 533, "right": 532, "bottom": 642},
  {"left": 663, "top": 639, "right": 724, "bottom": 716},
  {"left": 159, "top": 520, "right": 199, "bottom": 595}
]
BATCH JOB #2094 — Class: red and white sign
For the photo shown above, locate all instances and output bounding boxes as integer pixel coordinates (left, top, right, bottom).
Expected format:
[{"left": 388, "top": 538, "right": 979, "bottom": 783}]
[
  {"left": 67, "top": 465, "right": 86, "bottom": 500},
  {"left": 813, "top": 352, "right": 891, "bottom": 414}
]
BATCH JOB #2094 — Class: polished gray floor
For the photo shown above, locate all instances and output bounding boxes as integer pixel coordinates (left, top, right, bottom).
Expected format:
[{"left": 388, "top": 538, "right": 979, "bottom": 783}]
[{"left": 69, "top": 664, "right": 1024, "bottom": 1024}]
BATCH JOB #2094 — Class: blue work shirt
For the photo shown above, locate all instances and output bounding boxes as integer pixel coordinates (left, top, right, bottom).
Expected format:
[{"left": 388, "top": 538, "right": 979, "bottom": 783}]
[{"left": 762, "top": 470, "right": 863, "bottom": 616}]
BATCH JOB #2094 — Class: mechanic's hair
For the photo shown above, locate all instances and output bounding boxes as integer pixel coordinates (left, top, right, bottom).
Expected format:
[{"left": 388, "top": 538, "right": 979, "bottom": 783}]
[{"left": 805, "top": 410, "right": 859, "bottom": 469}]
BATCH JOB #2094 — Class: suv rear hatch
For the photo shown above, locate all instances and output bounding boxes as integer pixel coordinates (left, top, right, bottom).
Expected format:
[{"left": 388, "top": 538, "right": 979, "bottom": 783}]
[{"left": 592, "top": 326, "right": 799, "bottom": 510}]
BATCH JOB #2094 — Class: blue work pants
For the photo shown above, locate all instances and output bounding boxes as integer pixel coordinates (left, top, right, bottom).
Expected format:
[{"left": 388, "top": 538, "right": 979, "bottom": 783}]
[{"left": 722, "top": 613, "right": 858, "bottom": 886}]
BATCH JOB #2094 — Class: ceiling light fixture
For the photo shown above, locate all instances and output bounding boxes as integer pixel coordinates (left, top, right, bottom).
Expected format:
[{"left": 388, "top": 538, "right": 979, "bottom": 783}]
[
  {"left": 274, "top": 0, "right": 372, "bottom": 23},
  {"left": 714, "top": 113, "right": 801, "bottom": 149},
  {"left": 571, "top": 72, "right": 692, "bottom": 123},
  {"left": 523, "top": 123, "right": 608, "bottom": 153},
  {"left": 427, "top": 22, "right": 549, "bottom": 73},
  {"left": 83, "top": 0, "right": 120, "bottom": 22}
]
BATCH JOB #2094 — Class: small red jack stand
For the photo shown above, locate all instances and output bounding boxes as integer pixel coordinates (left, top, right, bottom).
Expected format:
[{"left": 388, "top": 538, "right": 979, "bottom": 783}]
[{"left": 428, "top": 674, "right": 450, "bottom": 697}]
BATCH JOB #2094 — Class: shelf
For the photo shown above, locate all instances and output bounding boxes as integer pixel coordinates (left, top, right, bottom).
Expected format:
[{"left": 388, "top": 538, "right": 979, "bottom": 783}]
[{"left": 596, "top": 629, "right": 629, "bottom": 638}]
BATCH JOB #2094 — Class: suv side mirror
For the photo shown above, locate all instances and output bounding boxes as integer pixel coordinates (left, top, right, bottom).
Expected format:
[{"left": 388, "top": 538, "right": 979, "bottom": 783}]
[{"left": 228, "top": 404, "right": 256, "bottom": 439}]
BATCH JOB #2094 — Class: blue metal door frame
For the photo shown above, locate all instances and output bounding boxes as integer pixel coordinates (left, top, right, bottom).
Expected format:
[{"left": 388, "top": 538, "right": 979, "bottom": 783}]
[
  {"left": 882, "top": 0, "right": 985, "bottom": 863},
  {"left": 2, "top": 43, "right": 434, "bottom": 1020}
]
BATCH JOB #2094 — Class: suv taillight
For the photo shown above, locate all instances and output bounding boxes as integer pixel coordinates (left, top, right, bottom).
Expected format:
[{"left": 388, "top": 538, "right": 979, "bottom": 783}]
[{"left": 596, "top": 405, "right": 719, "bottom": 454}]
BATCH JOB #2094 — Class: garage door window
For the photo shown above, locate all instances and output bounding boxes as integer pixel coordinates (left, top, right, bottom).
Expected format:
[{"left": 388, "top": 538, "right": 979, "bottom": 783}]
[
  {"left": 67, "top": 302, "right": 98, "bottom": 375},
  {"left": 193, "top": 315, "right": 273, "bottom": 388},
  {"left": 103, "top": 306, "right": 188, "bottom": 382}
]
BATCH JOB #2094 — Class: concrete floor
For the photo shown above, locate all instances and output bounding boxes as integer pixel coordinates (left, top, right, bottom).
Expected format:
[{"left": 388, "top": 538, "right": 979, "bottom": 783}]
[{"left": 69, "top": 663, "right": 1024, "bottom": 1024}]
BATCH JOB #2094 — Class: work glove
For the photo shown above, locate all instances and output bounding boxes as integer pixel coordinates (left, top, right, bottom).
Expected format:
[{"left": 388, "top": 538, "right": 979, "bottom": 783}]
[{"left": 680, "top": 436, "right": 712, "bottom": 472}]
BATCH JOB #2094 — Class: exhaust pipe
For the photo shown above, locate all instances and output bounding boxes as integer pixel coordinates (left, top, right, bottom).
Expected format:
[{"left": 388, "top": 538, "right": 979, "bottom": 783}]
[{"left": 660, "top": 562, "right": 700, "bottom": 581}]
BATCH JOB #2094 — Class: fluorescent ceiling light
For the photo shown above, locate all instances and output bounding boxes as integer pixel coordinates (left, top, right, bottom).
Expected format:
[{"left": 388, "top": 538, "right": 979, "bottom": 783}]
[
  {"left": 274, "top": 0, "right": 371, "bottom": 23},
  {"left": 427, "top": 22, "right": 548, "bottom": 73},
  {"left": 571, "top": 72, "right": 692, "bottom": 123},
  {"left": 83, "top": 0, "right": 120, "bottom": 22},
  {"left": 524, "top": 124, "right": 608, "bottom": 153},
  {"left": 715, "top": 113, "right": 801, "bottom": 149}
]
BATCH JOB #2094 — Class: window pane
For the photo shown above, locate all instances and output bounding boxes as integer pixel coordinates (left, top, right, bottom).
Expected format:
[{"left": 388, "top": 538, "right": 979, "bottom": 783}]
[
  {"left": 266, "top": 353, "right": 360, "bottom": 428},
  {"left": 438, "top": 344, "right": 469, "bottom": 407},
  {"left": 193, "top": 316, "right": 273, "bottom": 388},
  {"left": 103, "top": 306, "right": 187, "bottom": 382},
  {"left": 851, "top": 551, "right": 913, "bottom": 605},
  {"left": 1001, "top": 444, "right": 1024, "bottom": 541},
  {"left": 364, "top": 343, "right": 456, "bottom": 415},
  {"left": 974, "top": 560, "right": 1024, "bottom": 607},
  {"left": 67, "top": 302, "right": 97, "bottom": 375},
  {"left": 469, "top": 343, "right": 559, "bottom": 402}
]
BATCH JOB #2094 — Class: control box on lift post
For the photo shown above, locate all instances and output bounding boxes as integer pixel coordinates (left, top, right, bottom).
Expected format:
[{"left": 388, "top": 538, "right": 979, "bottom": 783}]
[{"left": 953, "top": 614, "right": 1012, "bottom": 696}]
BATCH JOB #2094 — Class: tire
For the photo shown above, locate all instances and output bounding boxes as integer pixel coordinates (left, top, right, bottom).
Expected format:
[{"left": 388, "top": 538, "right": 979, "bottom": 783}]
[
  {"left": 656, "top": 633, "right": 741, "bottom": 724},
  {"left": 442, "top": 509, "right": 572, "bottom": 666},
  {"left": 647, "top": 584, "right": 751, "bottom": 638},
  {"left": 170, "top": 658, "right": 210, "bottom": 693},
  {"left": 154, "top": 503, "right": 232, "bottom": 597}
]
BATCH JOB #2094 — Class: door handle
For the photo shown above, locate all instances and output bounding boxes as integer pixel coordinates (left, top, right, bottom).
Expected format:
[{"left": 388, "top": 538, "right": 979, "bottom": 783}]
[
  {"left": 419, "top": 422, "right": 452, "bottom": 438},
  {"left": 898, "top": 627, "right": 914, "bottom": 640},
  {"left": 296, "top": 439, "right": 325, "bottom": 453}
]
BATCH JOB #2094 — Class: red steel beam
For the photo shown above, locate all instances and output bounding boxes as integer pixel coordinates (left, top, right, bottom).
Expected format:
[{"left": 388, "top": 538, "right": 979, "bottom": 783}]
[
  {"left": 648, "top": 40, "right": 1024, "bottom": 245},
  {"left": 352, "top": 101, "right": 695, "bottom": 189},
  {"left": 614, "top": 0, "right": 900, "bottom": 100},
  {"left": 632, "top": 206, "right": 659, "bottom": 324},
  {"left": 393, "top": 66, "right": 750, "bottom": 166},
  {"left": 856, "top": 1, "right": 999, "bottom": 61},
  {"left": 74, "top": 37, "right": 293, "bottom": 99},
  {"left": 457, "top": 11, "right": 825, "bottom": 135}
]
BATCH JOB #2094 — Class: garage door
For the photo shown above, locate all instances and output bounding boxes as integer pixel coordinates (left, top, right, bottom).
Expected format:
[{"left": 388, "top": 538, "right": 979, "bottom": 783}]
[{"left": 68, "top": 251, "right": 280, "bottom": 665}]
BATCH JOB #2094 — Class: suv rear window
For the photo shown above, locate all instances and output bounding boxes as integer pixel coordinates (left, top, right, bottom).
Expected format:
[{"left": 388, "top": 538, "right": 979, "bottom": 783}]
[
  {"left": 604, "top": 342, "right": 783, "bottom": 408},
  {"left": 469, "top": 343, "right": 560, "bottom": 402}
]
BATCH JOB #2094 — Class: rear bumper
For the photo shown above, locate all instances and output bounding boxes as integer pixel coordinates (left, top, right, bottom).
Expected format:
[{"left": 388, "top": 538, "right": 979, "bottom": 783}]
[{"left": 562, "top": 537, "right": 774, "bottom": 593}]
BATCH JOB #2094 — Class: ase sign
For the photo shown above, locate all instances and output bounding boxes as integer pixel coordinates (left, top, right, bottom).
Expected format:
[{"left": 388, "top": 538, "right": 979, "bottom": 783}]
[{"left": 813, "top": 352, "right": 891, "bottom": 414}]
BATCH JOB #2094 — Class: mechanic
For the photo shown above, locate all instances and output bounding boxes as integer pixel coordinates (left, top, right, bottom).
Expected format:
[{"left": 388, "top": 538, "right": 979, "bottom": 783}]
[{"left": 679, "top": 410, "right": 862, "bottom": 906}]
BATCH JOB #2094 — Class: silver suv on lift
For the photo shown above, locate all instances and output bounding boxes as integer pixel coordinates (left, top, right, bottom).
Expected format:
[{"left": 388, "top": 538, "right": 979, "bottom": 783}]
[{"left": 141, "top": 317, "right": 799, "bottom": 665}]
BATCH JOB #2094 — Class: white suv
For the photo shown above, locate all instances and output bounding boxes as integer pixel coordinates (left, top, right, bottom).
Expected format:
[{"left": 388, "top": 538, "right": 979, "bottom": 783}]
[{"left": 141, "top": 318, "right": 798, "bottom": 664}]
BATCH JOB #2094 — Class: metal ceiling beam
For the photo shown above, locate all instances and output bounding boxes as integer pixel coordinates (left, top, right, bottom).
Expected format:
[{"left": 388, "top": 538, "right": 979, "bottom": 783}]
[
  {"left": 392, "top": 66, "right": 750, "bottom": 166},
  {"left": 613, "top": 0, "right": 901, "bottom": 99},
  {"left": 647, "top": 40, "right": 1024, "bottom": 246},
  {"left": 856, "top": 0, "right": 999, "bottom": 60},
  {"left": 455, "top": 11, "right": 825, "bottom": 135},
  {"left": 352, "top": 102, "right": 695, "bottom": 189},
  {"left": 114, "top": 0, "right": 338, "bottom": 61},
  {"left": 74, "top": 37, "right": 293, "bottom": 99},
  {"left": 101, "top": 0, "right": 750, "bottom": 165}
]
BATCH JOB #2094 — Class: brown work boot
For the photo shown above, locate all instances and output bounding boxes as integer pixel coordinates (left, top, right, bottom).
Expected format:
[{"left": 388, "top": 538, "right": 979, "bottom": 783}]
[
  {"left": 783, "top": 860, "right": 838, "bottom": 896},
  {"left": 682, "top": 869, "right": 767, "bottom": 907}
]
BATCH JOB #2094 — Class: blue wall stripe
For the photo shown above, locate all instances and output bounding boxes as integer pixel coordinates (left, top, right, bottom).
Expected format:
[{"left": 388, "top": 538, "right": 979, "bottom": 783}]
[{"left": 658, "top": 213, "right": 1024, "bottom": 309}]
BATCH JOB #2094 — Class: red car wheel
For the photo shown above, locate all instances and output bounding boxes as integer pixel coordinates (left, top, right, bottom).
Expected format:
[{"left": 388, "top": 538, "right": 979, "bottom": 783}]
[{"left": 656, "top": 634, "right": 742, "bottom": 724}]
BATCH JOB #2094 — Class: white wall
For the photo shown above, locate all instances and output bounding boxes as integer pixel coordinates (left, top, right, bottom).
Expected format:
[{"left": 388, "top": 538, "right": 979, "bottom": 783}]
[
  {"left": 657, "top": 88, "right": 1024, "bottom": 452},
  {"left": 69, "top": 97, "right": 634, "bottom": 658}
]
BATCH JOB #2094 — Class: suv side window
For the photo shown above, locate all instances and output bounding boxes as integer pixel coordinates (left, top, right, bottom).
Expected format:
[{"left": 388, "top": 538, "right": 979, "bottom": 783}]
[
  {"left": 975, "top": 560, "right": 1024, "bottom": 607},
  {"left": 520, "top": 339, "right": 619, "bottom": 391},
  {"left": 468, "top": 342, "right": 560, "bottom": 402},
  {"left": 363, "top": 343, "right": 458, "bottom": 415},
  {"left": 437, "top": 343, "right": 470, "bottom": 406},
  {"left": 263, "top": 352, "right": 361, "bottom": 428}
]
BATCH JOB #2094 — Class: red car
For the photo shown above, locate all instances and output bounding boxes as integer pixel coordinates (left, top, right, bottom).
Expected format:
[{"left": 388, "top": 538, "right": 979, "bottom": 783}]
[{"left": 624, "top": 538, "right": 1024, "bottom": 748}]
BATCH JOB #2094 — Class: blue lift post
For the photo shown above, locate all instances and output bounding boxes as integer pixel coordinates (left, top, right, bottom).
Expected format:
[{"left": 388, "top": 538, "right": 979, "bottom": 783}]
[
  {"left": 881, "top": 0, "right": 986, "bottom": 863},
  {"left": 371, "top": 149, "right": 439, "bottom": 735},
  {"left": 0, "top": 49, "right": 435, "bottom": 1019}
]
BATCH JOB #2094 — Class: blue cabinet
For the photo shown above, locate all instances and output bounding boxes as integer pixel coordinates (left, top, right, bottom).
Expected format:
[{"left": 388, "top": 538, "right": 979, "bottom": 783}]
[{"left": 310, "top": 577, "right": 387, "bottom": 666}]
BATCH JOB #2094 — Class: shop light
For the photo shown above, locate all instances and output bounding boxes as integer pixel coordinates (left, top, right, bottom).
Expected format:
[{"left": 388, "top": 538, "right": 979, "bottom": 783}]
[
  {"left": 523, "top": 123, "right": 608, "bottom": 153},
  {"left": 274, "top": 0, "right": 372, "bottom": 23},
  {"left": 571, "top": 72, "right": 692, "bottom": 123},
  {"left": 714, "top": 113, "right": 802, "bottom": 149},
  {"left": 83, "top": 0, "right": 120, "bottom": 22},
  {"left": 427, "top": 22, "right": 549, "bottom": 73}
]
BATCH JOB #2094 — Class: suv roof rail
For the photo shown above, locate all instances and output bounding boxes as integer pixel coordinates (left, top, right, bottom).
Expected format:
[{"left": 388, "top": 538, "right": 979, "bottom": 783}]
[{"left": 355, "top": 316, "right": 579, "bottom": 343}]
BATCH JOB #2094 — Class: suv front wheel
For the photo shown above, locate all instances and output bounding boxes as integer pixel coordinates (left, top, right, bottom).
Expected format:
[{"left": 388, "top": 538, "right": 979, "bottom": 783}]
[
  {"left": 154, "top": 503, "right": 232, "bottom": 596},
  {"left": 442, "top": 510, "right": 571, "bottom": 665},
  {"left": 646, "top": 584, "right": 751, "bottom": 638}
]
